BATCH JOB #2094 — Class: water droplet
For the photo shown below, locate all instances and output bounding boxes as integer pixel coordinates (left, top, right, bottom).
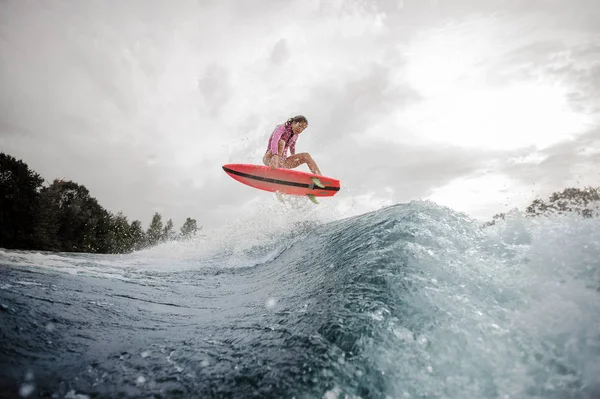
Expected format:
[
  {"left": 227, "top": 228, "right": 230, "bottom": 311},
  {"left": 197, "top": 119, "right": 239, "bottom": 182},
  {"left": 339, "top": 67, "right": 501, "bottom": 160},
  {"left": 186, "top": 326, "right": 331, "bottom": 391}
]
[
  {"left": 266, "top": 298, "right": 277, "bottom": 308},
  {"left": 65, "top": 390, "right": 90, "bottom": 399},
  {"left": 136, "top": 376, "right": 146, "bottom": 385},
  {"left": 19, "top": 383, "right": 35, "bottom": 397},
  {"left": 393, "top": 327, "right": 414, "bottom": 342},
  {"left": 324, "top": 386, "right": 341, "bottom": 399}
]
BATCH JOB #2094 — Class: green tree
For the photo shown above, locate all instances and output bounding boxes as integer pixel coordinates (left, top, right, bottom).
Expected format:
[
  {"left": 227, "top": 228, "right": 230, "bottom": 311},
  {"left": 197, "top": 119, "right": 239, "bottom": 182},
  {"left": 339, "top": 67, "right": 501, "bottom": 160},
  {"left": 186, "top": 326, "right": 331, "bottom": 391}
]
[
  {"left": 180, "top": 217, "right": 198, "bottom": 240},
  {"left": 129, "top": 220, "right": 146, "bottom": 251},
  {"left": 41, "top": 179, "right": 109, "bottom": 252},
  {"left": 110, "top": 212, "right": 133, "bottom": 253},
  {"left": 1, "top": 151, "right": 202, "bottom": 253},
  {"left": 34, "top": 184, "right": 61, "bottom": 251},
  {"left": 481, "top": 213, "right": 506, "bottom": 228},
  {"left": 0, "top": 153, "right": 44, "bottom": 249},
  {"left": 146, "top": 212, "right": 163, "bottom": 247},
  {"left": 162, "top": 218, "right": 175, "bottom": 242},
  {"left": 93, "top": 209, "right": 117, "bottom": 253},
  {"left": 526, "top": 186, "right": 600, "bottom": 218}
]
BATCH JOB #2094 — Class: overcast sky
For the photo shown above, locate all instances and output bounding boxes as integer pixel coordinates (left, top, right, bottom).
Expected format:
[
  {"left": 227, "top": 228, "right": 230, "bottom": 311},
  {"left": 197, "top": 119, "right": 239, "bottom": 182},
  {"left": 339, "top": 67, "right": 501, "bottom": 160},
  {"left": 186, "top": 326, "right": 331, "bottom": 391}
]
[{"left": 1, "top": 0, "right": 599, "bottom": 230}]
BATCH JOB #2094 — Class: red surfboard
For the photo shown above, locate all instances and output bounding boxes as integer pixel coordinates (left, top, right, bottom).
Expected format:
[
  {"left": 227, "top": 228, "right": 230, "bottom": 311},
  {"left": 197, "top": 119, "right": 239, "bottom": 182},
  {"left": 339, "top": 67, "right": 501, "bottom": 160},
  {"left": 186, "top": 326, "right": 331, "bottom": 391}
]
[{"left": 222, "top": 164, "right": 341, "bottom": 202}]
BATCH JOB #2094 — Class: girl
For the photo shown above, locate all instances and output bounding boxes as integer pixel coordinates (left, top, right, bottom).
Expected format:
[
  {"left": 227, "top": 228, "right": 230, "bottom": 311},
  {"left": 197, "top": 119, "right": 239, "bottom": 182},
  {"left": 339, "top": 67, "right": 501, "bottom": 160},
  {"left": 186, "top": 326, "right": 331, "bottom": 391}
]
[{"left": 262, "top": 115, "right": 323, "bottom": 177}]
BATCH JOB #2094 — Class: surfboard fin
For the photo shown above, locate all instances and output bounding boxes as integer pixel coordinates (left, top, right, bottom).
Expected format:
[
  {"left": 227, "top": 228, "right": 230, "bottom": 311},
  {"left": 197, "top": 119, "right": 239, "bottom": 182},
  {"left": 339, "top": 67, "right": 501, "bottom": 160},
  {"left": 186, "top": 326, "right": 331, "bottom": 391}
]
[
  {"left": 275, "top": 191, "right": 285, "bottom": 203},
  {"left": 310, "top": 177, "right": 325, "bottom": 188},
  {"left": 307, "top": 194, "right": 319, "bottom": 204}
]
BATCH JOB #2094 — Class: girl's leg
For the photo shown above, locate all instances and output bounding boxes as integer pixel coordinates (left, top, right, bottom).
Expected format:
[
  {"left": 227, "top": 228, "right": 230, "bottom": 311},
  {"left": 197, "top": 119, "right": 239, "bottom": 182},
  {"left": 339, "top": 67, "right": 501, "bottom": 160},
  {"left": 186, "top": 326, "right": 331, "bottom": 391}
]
[{"left": 283, "top": 152, "right": 322, "bottom": 175}]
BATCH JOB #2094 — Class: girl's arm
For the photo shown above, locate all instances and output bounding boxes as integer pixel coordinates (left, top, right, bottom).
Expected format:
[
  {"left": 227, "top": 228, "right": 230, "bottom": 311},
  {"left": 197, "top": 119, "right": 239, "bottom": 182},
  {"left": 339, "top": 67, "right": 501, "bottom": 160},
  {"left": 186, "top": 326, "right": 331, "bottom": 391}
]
[{"left": 269, "top": 125, "right": 286, "bottom": 155}]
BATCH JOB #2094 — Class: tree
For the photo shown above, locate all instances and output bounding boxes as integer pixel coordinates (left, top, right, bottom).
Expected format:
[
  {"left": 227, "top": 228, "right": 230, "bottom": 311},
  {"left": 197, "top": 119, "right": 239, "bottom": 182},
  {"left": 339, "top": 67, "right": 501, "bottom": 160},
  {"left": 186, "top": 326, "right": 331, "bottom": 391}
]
[
  {"left": 162, "top": 218, "right": 175, "bottom": 242},
  {"left": 39, "top": 179, "right": 109, "bottom": 253},
  {"left": 108, "top": 212, "right": 133, "bottom": 254},
  {"left": 0, "top": 151, "right": 202, "bottom": 254},
  {"left": 35, "top": 183, "right": 61, "bottom": 251},
  {"left": 180, "top": 217, "right": 199, "bottom": 240},
  {"left": 129, "top": 220, "right": 146, "bottom": 251},
  {"left": 92, "top": 208, "right": 115, "bottom": 253},
  {"left": 146, "top": 212, "right": 163, "bottom": 247},
  {"left": 481, "top": 213, "right": 506, "bottom": 228},
  {"left": 0, "top": 153, "right": 44, "bottom": 249},
  {"left": 526, "top": 186, "right": 600, "bottom": 218}
]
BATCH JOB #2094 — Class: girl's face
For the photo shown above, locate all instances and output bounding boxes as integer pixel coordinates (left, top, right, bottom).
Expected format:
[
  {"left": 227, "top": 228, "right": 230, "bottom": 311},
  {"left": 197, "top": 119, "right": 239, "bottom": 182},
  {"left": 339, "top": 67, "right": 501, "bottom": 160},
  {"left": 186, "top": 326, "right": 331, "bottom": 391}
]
[{"left": 292, "top": 121, "right": 308, "bottom": 134}]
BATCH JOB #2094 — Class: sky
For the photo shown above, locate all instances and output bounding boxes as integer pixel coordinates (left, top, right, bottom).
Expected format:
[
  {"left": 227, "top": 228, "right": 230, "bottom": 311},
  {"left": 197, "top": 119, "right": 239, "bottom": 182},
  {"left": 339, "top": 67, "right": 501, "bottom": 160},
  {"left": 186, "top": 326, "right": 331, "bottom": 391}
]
[{"left": 1, "top": 0, "right": 599, "bottom": 230}]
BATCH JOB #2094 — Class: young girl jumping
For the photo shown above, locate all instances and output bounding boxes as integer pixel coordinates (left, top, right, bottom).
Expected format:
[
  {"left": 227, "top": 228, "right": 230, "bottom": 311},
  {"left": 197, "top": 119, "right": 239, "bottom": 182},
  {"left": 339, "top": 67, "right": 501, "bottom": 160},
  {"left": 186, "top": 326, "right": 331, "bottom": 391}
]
[{"left": 262, "top": 115, "right": 323, "bottom": 177}]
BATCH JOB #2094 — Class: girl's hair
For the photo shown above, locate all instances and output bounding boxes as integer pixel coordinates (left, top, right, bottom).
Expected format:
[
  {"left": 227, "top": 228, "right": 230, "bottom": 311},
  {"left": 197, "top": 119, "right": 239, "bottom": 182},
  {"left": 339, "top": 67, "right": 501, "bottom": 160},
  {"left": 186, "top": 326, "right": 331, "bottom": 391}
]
[{"left": 285, "top": 115, "right": 308, "bottom": 127}]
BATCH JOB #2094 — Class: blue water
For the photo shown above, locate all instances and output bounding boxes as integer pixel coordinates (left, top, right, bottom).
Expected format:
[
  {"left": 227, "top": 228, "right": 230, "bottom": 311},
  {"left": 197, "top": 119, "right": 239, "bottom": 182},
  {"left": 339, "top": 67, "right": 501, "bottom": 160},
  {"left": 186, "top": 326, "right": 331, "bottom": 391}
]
[{"left": 0, "top": 201, "right": 599, "bottom": 398}]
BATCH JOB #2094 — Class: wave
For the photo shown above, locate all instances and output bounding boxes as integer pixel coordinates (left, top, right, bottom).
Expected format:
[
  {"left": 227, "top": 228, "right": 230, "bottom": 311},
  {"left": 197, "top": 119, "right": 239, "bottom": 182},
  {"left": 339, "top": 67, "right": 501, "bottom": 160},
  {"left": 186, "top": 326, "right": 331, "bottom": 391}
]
[{"left": 0, "top": 201, "right": 598, "bottom": 398}]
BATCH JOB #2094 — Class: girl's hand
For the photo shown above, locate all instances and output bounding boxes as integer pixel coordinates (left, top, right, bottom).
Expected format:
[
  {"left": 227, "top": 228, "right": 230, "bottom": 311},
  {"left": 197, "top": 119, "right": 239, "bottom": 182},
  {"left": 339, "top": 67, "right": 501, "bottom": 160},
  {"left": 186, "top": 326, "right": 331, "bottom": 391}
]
[{"left": 270, "top": 154, "right": 280, "bottom": 169}]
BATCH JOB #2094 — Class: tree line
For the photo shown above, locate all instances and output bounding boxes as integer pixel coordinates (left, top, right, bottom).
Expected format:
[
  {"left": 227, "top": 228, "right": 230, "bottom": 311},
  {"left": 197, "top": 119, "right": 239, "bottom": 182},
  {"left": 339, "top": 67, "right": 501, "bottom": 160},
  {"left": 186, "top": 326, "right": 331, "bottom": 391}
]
[
  {"left": 0, "top": 152, "right": 199, "bottom": 254},
  {"left": 483, "top": 186, "right": 600, "bottom": 227}
]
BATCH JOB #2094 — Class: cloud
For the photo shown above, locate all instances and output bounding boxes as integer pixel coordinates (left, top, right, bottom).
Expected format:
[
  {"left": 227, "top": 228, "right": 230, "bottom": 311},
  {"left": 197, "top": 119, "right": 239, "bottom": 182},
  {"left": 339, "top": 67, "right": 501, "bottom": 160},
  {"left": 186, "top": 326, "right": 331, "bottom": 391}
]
[
  {"left": 307, "top": 62, "right": 420, "bottom": 140},
  {"left": 482, "top": 39, "right": 600, "bottom": 115},
  {"left": 269, "top": 39, "right": 290, "bottom": 65},
  {"left": 198, "top": 63, "right": 233, "bottom": 116},
  {"left": 331, "top": 140, "right": 499, "bottom": 203},
  {"left": 500, "top": 127, "right": 600, "bottom": 190}
]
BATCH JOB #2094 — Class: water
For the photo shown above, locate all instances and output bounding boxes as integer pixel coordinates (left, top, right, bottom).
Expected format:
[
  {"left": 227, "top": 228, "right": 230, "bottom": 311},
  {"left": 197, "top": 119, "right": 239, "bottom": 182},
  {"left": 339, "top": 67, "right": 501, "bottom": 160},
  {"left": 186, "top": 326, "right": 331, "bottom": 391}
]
[{"left": 0, "top": 201, "right": 599, "bottom": 398}]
